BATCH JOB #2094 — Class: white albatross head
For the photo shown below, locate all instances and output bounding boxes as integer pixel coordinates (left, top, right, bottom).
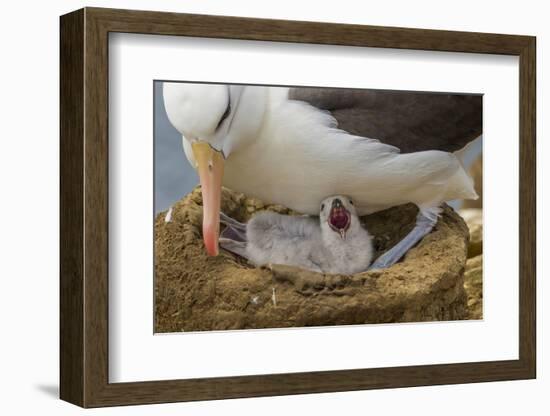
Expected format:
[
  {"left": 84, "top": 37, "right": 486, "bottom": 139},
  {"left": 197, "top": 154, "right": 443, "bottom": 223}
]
[{"left": 162, "top": 82, "right": 268, "bottom": 255}]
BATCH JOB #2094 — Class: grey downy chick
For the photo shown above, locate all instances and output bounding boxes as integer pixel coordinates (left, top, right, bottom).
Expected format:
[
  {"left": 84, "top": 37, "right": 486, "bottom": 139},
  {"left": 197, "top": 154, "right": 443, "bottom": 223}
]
[{"left": 219, "top": 195, "right": 373, "bottom": 275}]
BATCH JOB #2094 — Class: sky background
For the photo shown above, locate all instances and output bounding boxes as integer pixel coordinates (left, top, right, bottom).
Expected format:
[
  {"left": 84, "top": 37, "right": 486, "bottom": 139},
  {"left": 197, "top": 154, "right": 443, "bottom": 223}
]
[
  {"left": 154, "top": 81, "right": 199, "bottom": 214},
  {"left": 154, "top": 81, "right": 482, "bottom": 214}
]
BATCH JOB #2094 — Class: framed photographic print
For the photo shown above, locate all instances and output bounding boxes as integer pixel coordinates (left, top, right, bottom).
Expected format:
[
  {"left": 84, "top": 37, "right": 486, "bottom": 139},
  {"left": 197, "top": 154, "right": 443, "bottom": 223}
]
[{"left": 60, "top": 7, "right": 536, "bottom": 408}]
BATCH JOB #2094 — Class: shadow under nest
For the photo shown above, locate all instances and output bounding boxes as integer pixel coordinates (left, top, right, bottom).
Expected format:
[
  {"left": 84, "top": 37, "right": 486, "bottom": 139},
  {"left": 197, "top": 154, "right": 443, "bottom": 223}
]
[{"left": 154, "top": 186, "right": 470, "bottom": 332}]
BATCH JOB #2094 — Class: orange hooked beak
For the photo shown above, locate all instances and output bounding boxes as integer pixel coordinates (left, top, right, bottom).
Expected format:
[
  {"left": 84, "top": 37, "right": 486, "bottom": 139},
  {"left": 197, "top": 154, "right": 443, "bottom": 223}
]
[{"left": 192, "top": 142, "right": 225, "bottom": 256}]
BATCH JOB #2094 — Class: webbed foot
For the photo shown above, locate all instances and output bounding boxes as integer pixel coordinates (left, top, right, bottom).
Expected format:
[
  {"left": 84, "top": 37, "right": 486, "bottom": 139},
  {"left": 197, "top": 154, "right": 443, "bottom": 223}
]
[{"left": 368, "top": 208, "right": 439, "bottom": 270}]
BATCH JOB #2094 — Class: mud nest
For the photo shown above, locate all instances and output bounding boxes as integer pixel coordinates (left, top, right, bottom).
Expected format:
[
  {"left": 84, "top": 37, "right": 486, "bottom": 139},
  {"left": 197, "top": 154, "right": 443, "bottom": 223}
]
[{"left": 155, "top": 186, "right": 470, "bottom": 332}]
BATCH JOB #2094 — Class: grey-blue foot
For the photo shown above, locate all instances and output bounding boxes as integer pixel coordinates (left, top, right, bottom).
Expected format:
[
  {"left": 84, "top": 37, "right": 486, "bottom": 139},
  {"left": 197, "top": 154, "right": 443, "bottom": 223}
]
[
  {"left": 219, "top": 212, "right": 249, "bottom": 257},
  {"left": 219, "top": 211, "right": 247, "bottom": 241},
  {"left": 220, "top": 212, "right": 246, "bottom": 231},
  {"left": 368, "top": 212, "right": 438, "bottom": 270}
]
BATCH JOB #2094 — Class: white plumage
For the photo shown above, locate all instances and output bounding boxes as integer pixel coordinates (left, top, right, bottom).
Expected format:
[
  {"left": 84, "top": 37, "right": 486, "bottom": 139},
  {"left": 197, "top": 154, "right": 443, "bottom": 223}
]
[
  {"left": 171, "top": 85, "right": 476, "bottom": 215},
  {"left": 163, "top": 83, "right": 478, "bottom": 267}
]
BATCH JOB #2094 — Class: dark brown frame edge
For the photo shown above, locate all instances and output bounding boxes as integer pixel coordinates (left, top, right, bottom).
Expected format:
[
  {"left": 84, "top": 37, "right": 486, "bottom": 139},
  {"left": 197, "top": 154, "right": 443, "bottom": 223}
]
[{"left": 60, "top": 7, "right": 536, "bottom": 408}]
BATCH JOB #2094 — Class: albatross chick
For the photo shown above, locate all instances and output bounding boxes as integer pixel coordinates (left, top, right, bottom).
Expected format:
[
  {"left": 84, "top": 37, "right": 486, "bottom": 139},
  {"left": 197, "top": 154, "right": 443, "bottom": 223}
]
[{"left": 220, "top": 196, "right": 373, "bottom": 275}]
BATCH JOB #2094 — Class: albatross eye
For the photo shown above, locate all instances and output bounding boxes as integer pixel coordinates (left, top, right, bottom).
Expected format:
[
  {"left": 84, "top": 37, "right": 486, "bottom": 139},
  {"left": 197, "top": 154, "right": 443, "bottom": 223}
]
[
  {"left": 216, "top": 101, "right": 231, "bottom": 130},
  {"left": 349, "top": 199, "right": 353, "bottom": 205},
  {"left": 321, "top": 203, "right": 325, "bottom": 210}
]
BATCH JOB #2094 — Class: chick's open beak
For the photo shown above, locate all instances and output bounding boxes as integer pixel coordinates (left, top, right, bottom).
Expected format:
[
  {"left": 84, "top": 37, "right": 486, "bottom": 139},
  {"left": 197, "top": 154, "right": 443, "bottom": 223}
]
[
  {"left": 328, "top": 198, "right": 351, "bottom": 239},
  {"left": 192, "top": 142, "right": 225, "bottom": 256}
]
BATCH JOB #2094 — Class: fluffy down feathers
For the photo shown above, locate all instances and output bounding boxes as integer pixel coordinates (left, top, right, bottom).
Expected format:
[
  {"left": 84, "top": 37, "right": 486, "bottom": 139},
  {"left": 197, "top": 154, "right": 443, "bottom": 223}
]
[{"left": 220, "top": 196, "right": 373, "bottom": 275}]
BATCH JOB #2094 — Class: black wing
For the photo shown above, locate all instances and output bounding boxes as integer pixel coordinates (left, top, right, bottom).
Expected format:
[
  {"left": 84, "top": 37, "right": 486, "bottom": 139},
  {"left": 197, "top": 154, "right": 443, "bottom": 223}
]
[{"left": 288, "top": 87, "right": 482, "bottom": 153}]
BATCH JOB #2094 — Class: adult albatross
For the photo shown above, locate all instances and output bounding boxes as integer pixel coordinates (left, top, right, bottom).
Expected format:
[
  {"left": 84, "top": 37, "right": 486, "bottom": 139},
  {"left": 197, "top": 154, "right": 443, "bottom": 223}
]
[{"left": 163, "top": 83, "right": 481, "bottom": 269}]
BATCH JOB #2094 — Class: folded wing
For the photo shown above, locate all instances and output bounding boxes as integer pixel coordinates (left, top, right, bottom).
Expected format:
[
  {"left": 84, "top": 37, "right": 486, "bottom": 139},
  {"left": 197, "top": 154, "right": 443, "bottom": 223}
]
[{"left": 288, "top": 87, "right": 482, "bottom": 153}]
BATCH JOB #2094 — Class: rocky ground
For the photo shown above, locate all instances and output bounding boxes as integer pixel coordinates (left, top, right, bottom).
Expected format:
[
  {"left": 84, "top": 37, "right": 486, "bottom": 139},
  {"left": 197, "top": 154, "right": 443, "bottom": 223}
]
[
  {"left": 154, "top": 186, "right": 476, "bottom": 332},
  {"left": 459, "top": 208, "right": 483, "bottom": 319}
]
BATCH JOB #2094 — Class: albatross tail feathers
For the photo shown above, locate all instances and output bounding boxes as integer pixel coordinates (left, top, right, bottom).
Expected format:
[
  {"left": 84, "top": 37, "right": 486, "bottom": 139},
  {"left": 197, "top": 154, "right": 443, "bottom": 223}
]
[
  {"left": 448, "top": 161, "right": 479, "bottom": 201},
  {"left": 453, "top": 135, "right": 482, "bottom": 167}
]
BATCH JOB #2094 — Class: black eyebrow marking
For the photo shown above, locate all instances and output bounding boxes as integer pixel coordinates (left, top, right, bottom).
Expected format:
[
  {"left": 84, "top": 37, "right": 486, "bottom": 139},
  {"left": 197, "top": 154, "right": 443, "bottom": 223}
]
[{"left": 216, "top": 91, "right": 231, "bottom": 130}]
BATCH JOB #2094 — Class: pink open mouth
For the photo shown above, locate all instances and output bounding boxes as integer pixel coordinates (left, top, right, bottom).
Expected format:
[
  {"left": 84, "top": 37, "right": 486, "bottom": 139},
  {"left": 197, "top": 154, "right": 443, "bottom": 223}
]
[{"left": 329, "top": 206, "right": 351, "bottom": 234}]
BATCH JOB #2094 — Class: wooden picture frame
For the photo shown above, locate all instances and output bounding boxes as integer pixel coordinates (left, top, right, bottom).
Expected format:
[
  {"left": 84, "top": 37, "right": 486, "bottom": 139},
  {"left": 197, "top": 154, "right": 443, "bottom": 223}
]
[{"left": 60, "top": 7, "right": 536, "bottom": 408}]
